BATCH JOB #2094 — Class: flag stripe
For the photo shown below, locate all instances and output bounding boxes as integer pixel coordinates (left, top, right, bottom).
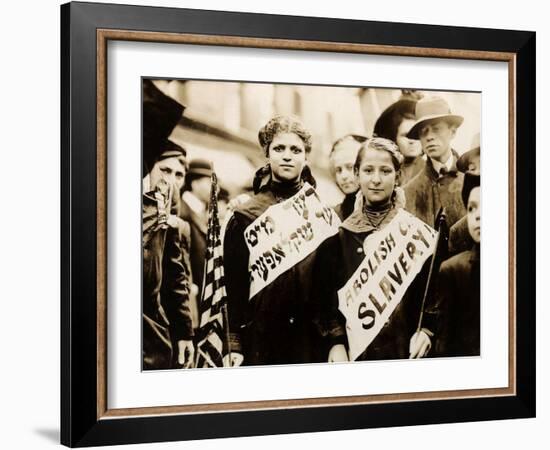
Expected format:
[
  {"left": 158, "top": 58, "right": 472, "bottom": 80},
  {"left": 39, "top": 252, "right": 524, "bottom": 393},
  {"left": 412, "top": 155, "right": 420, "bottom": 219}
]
[{"left": 195, "top": 171, "right": 230, "bottom": 368}]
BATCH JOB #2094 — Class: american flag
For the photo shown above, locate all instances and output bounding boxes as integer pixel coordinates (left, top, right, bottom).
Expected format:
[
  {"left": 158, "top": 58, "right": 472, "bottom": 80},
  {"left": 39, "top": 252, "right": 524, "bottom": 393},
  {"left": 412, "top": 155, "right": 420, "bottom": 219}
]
[{"left": 195, "top": 171, "right": 230, "bottom": 368}]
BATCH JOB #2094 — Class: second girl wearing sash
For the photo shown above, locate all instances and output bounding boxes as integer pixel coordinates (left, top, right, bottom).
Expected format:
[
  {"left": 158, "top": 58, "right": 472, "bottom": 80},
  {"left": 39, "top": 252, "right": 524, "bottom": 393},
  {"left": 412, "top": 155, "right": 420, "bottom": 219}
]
[
  {"left": 223, "top": 115, "right": 329, "bottom": 366},
  {"left": 315, "top": 137, "right": 435, "bottom": 362}
]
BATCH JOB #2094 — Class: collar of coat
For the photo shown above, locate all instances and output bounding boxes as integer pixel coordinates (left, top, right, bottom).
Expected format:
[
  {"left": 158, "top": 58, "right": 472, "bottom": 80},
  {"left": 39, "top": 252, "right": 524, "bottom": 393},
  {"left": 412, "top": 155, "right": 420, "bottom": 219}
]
[
  {"left": 426, "top": 149, "right": 461, "bottom": 179},
  {"left": 234, "top": 179, "right": 304, "bottom": 221},
  {"left": 340, "top": 191, "right": 405, "bottom": 234}
]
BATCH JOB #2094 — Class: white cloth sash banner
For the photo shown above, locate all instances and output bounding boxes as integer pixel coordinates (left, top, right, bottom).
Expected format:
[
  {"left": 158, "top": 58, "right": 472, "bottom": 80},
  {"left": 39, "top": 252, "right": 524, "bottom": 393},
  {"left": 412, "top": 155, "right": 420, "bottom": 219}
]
[
  {"left": 338, "top": 209, "right": 437, "bottom": 361},
  {"left": 245, "top": 182, "right": 341, "bottom": 300}
]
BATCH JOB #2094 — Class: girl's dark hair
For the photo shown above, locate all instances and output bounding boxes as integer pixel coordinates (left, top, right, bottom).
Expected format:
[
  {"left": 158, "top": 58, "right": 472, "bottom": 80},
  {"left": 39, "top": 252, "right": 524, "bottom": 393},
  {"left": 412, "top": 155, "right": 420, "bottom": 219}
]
[
  {"left": 354, "top": 137, "right": 404, "bottom": 172},
  {"left": 373, "top": 99, "right": 417, "bottom": 142},
  {"left": 258, "top": 115, "right": 312, "bottom": 156}
]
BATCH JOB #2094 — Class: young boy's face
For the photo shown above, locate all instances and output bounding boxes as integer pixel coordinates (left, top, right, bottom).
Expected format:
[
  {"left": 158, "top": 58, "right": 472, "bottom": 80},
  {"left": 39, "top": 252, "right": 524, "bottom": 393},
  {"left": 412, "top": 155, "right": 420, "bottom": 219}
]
[
  {"left": 418, "top": 119, "right": 456, "bottom": 163},
  {"left": 467, "top": 186, "right": 481, "bottom": 243}
]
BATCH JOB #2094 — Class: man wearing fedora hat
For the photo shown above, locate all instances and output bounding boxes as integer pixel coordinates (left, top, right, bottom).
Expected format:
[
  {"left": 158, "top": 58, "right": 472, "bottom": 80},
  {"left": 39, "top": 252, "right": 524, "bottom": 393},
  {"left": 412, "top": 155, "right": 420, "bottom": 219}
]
[
  {"left": 179, "top": 158, "right": 213, "bottom": 329},
  {"left": 403, "top": 96, "right": 466, "bottom": 231}
]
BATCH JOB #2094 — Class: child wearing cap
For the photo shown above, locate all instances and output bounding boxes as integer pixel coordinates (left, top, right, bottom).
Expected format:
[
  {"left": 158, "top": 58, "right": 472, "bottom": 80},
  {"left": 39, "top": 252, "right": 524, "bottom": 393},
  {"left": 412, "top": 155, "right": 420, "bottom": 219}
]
[
  {"left": 142, "top": 80, "right": 194, "bottom": 370},
  {"left": 448, "top": 133, "right": 481, "bottom": 255},
  {"left": 431, "top": 173, "right": 481, "bottom": 357}
]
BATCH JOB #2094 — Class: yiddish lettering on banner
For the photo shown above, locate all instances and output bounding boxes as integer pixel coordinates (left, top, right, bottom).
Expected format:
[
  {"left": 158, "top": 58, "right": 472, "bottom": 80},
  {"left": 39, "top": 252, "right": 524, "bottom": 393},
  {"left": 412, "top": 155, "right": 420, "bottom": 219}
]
[{"left": 245, "top": 183, "right": 341, "bottom": 299}]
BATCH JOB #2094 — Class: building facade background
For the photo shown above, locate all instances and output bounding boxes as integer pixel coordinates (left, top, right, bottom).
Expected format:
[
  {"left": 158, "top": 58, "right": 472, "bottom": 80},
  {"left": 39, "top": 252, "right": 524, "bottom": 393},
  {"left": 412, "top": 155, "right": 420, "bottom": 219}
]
[{"left": 154, "top": 79, "right": 481, "bottom": 205}]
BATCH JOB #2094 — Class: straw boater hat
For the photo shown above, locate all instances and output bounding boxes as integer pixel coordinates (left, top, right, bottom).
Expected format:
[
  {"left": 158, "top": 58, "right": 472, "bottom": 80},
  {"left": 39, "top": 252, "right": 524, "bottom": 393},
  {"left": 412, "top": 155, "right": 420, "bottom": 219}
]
[
  {"left": 406, "top": 96, "right": 464, "bottom": 140},
  {"left": 457, "top": 132, "right": 481, "bottom": 173}
]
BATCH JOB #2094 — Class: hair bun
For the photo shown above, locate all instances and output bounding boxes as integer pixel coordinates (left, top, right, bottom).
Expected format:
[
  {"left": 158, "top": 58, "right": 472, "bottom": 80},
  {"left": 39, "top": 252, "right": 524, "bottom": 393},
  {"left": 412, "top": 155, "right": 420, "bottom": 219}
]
[{"left": 258, "top": 115, "right": 312, "bottom": 156}]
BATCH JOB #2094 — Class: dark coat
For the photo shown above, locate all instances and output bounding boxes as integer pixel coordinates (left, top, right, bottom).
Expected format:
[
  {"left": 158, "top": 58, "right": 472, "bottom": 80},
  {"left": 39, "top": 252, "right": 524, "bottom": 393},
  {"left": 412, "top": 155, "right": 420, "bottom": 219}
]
[
  {"left": 315, "top": 205, "right": 430, "bottom": 361},
  {"left": 400, "top": 156, "right": 426, "bottom": 186},
  {"left": 179, "top": 196, "right": 208, "bottom": 289},
  {"left": 448, "top": 215, "right": 474, "bottom": 256},
  {"left": 143, "top": 191, "right": 194, "bottom": 370},
  {"left": 178, "top": 195, "right": 208, "bottom": 331},
  {"left": 224, "top": 181, "right": 327, "bottom": 366},
  {"left": 432, "top": 245, "right": 480, "bottom": 357},
  {"left": 333, "top": 192, "right": 357, "bottom": 221},
  {"left": 403, "top": 154, "right": 465, "bottom": 230}
]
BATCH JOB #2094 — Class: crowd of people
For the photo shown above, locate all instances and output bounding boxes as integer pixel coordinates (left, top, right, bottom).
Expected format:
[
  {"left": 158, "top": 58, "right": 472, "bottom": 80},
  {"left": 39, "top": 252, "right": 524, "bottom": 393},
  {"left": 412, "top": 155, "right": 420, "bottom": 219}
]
[{"left": 142, "top": 80, "right": 481, "bottom": 370}]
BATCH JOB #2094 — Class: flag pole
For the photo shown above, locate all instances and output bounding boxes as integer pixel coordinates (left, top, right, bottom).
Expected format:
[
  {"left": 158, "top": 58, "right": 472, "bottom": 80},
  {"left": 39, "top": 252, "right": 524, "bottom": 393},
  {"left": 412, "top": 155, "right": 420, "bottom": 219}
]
[
  {"left": 222, "top": 303, "right": 232, "bottom": 367},
  {"left": 194, "top": 164, "right": 233, "bottom": 368},
  {"left": 195, "top": 168, "right": 216, "bottom": 368},
  {"left": 209, "top": 161, "right": 233, "bottom": 368},
  {"left": 416, "top": 208, "right": 446, "bottom": 333}
]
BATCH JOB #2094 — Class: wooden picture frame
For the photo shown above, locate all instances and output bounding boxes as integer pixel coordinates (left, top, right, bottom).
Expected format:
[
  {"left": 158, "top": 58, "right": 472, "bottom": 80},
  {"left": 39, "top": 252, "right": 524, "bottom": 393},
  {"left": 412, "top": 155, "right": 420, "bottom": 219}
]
[{"left": 61, "top": 1, "right": 535, "bottom": 446}]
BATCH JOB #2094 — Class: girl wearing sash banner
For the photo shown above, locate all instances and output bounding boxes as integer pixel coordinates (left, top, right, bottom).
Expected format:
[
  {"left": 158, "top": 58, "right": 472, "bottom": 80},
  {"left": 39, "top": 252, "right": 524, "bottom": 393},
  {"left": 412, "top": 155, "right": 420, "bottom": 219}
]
[
  {"left": 316, "top": 137, "right": 437, "bottom": 362},
  {"left": 223, "top": 115, "right": 339, "bottom": 366}
]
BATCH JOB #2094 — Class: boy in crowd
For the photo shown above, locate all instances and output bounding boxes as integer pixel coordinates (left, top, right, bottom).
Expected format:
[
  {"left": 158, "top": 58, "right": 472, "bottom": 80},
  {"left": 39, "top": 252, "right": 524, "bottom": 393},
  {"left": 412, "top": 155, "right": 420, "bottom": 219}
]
[{"left": 432, "top": 173, "right": 481, "bottom": 357}]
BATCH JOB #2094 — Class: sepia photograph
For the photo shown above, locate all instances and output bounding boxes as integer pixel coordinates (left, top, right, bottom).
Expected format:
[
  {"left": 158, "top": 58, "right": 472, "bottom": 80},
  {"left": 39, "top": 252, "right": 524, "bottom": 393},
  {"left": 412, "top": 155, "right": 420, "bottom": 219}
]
[
  {"left": 58, "top": 2, "right": 536, "bottom": 446},
  {"left": 142, "top": 78, "right": 481, "bottom": 370}
]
